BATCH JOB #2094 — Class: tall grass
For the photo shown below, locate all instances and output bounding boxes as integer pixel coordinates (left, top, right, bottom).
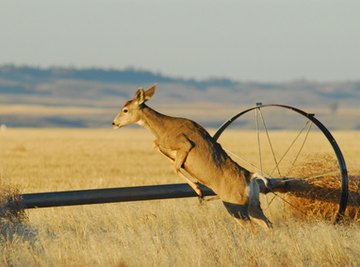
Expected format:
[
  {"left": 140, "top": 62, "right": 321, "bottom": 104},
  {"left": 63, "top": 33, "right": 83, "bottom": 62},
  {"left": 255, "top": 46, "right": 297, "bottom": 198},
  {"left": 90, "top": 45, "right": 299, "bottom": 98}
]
[{"left": 0, "top": 129, "right": 359, "bottom": 266}]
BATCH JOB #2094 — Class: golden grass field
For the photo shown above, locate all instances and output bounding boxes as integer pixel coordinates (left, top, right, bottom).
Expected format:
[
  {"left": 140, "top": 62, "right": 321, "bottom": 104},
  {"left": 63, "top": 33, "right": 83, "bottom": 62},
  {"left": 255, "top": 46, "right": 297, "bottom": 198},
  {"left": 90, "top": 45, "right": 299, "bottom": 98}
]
[{"left": 0, "top": 128, "right": 359, "bottom": 266}]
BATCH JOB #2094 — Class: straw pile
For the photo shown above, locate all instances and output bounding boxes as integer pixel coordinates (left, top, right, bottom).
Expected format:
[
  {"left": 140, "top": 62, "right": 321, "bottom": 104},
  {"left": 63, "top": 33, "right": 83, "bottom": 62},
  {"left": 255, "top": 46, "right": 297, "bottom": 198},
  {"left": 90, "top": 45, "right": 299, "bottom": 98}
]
[{"left": 283, "top": 154, "right": 359, "bottom": 222}]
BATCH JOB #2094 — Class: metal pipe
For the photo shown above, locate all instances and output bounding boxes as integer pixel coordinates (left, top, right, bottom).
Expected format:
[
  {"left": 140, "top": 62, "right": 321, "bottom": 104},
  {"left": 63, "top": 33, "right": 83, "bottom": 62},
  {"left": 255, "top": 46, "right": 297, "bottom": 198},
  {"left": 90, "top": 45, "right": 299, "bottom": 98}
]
[
  {"left": 17, "top": 178, "right": 352, "bottom": 210},
  {"left": 19, "top": 183, "right": 216, "bottom": 209}
]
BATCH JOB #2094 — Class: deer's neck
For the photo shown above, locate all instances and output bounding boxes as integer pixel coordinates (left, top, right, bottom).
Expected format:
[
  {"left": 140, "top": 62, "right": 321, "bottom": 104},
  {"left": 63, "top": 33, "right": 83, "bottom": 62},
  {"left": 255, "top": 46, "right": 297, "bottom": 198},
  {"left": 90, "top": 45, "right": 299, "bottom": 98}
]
[{"left": 139, "top": 105, "right": 170, "bottom": 139}]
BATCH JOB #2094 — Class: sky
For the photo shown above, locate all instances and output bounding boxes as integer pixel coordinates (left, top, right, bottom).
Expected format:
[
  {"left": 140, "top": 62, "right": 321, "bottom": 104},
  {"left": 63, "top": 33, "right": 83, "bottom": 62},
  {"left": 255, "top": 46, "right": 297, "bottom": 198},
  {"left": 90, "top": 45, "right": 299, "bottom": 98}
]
[{"left": 1, "top": 0, "right": 359, "bottom": 82}]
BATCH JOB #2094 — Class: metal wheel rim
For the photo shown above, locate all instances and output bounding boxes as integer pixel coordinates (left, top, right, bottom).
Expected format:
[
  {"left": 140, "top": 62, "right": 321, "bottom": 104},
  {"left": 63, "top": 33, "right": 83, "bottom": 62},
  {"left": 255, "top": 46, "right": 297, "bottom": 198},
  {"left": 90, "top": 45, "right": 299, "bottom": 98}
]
[{"left": 213, "top": 104, "right": 348, "bottom": 223}]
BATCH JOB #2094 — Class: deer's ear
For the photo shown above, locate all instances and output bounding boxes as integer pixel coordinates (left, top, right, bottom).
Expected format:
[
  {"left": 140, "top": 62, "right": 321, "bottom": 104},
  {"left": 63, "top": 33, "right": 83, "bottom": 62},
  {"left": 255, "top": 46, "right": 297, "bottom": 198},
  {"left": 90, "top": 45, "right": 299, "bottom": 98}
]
[
  {"left": 135, "top": 88, "right": 146, "bottom": 105},
  {"left": 135, "top": 84, "right": 156, "bottom": 105},
  {"left": 144, "top": 84, "right": 157, "bottom": 101}
]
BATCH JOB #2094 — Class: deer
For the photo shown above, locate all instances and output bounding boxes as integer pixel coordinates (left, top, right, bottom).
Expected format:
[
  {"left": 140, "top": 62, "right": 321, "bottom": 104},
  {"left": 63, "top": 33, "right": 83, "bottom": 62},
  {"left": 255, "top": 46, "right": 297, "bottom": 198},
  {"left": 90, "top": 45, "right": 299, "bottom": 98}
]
[{"left": 112, "top": 84, "right": 272, "bottom": 229}]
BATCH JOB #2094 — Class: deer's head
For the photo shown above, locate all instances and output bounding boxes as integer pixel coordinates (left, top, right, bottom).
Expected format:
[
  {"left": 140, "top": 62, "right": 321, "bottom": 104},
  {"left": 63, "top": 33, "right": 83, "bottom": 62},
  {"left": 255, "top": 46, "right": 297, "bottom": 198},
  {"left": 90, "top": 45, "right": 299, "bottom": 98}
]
[{"left": 112, "top": 84, "right": 156, "bottom": 128}]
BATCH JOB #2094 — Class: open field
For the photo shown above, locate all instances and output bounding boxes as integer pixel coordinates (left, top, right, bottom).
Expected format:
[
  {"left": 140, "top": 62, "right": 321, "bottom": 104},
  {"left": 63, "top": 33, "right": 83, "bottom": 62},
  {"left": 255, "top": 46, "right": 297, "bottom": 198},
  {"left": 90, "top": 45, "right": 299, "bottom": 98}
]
[
  {"left": 0, "top": 128, "right": 359, "bottom": 266},
  {"left": 1, "top": 103, "right": 360, "bottom": 129}
]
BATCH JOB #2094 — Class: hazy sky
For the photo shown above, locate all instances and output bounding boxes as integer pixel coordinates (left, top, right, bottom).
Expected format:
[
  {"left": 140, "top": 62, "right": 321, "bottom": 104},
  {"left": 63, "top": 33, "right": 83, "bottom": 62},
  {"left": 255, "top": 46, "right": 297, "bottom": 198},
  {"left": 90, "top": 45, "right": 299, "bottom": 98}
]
[{"left": 1, "top": 0, "right": 359, "bottom": 81}]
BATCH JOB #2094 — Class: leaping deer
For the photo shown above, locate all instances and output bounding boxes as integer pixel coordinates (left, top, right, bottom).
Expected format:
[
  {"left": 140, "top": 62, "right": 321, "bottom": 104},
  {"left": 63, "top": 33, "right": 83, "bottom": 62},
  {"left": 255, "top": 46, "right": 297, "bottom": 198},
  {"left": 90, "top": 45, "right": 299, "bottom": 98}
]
[{"left": 112, "top": 84, "right": 272, "bottom": 229}]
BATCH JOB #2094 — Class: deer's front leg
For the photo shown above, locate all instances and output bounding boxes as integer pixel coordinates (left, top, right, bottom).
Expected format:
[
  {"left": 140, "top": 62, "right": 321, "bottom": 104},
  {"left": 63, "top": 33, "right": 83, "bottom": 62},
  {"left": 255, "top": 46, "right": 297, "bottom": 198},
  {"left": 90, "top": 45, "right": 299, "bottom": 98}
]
[
  {"left": 154, "top": 140, "right": 175, "bottom": 162},
  {"left": 176, "top": 170, "right": 203, "bottom": 199},
  {"left": 154, "top": 135, "right": 193, "bottom": 171},
  {"left": 173, "top": 134, "right": 194, "bottom": 171},
  {"left": 172, "top": 135, "right": 203, "bottom": 198},
  {"left": 155, "top": 137, "right": 203, "bottom": 198}
]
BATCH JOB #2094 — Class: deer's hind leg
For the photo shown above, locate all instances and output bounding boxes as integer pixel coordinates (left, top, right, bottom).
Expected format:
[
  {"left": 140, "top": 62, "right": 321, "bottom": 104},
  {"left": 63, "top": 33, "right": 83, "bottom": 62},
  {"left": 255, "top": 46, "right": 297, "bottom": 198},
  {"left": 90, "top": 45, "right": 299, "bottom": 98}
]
[
  {"left": 248, "top": 179, "right": 272, "bottom": 229},
  {"left": 222, "top": 201, "right": 252, "bottom": 228},
  {"left": 222, "top": 201, "right": 272, "bottom": 232}
]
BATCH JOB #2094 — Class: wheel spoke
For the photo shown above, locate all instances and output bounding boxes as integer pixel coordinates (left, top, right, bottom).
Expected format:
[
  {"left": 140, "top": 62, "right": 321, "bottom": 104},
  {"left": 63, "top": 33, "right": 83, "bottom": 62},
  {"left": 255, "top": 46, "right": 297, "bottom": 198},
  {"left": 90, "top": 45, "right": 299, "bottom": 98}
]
[
  {"left": 255, "top": 107, "right": 263, "bottom": 175},
  {"left": 264, "top": 188, "right": 308, "bottom": 216},
  {"left": 284, "top": 122, "right": 313, "bottom": 177},
  {"left": 301, "top": 170, "right": 340, "bottom": 181},
  {"left": 269, "top": 120, "right": 313, "bottom": 177},
  {"left": 223, "top": 148, "right": 271, "bottom": 177},
  {"left": 257, "top": 107, "right": 281, "bottom": 176}
]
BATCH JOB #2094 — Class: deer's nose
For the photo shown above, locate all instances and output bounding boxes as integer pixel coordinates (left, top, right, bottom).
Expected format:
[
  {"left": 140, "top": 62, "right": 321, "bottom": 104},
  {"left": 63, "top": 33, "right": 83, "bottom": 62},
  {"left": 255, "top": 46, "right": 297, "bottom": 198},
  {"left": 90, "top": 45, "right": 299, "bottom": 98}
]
[{"left": 112, "top": 122, "right": 116, "bottom": 126}]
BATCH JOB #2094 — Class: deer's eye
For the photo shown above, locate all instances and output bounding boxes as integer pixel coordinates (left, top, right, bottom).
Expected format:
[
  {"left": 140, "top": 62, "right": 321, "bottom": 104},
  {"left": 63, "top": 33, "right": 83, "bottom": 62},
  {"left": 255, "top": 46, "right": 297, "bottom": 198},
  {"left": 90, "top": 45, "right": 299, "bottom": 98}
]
[{"left": 123, "top": 108, "right": 129, "bottom": 113}]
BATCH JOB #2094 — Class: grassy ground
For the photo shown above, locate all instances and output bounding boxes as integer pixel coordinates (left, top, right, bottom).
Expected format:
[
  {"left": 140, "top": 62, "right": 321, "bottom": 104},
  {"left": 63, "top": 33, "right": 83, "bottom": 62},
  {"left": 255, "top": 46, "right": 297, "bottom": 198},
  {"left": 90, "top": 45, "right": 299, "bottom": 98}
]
[{"left": 0, "top": 128, "right": 359, "bottom": 266}]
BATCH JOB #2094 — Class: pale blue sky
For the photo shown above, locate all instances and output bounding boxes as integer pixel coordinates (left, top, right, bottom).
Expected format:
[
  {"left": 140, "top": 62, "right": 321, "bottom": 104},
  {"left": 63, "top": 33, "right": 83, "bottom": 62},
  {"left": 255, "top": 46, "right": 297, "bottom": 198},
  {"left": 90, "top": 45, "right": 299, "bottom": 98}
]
[{"left": 1, "top": 0, "right": 359, "bottom": 81}]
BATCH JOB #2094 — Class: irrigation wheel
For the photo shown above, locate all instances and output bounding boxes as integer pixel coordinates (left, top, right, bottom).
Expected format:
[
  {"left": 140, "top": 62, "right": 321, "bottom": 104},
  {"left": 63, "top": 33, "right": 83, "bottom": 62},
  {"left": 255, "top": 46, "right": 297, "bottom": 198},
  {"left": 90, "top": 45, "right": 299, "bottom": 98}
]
[{"left": 213, "top": 104, "right": 348, "bottom": 223}]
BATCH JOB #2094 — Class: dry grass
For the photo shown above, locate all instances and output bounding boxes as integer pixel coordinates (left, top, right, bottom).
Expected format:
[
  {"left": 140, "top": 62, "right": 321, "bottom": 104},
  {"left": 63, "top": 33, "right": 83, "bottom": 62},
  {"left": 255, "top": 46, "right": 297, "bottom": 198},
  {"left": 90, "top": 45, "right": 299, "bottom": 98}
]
[
  {"left": 0, "top": 128, "right": 359, "bottom": 266},
  {"left": 0, "top": 184, "right": 26, "bottom": 223}
]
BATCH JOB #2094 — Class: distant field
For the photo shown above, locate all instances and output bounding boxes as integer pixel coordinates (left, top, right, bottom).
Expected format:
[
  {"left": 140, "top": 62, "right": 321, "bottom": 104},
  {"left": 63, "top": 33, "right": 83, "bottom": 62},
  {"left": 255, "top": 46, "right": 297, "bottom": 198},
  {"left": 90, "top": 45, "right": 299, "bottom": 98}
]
[
  {"left": 0, "top": 128, "right": 359, "bottom": 266},
  {"left": 1, "top": 103, "right": 360, "bottom": 129}
]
